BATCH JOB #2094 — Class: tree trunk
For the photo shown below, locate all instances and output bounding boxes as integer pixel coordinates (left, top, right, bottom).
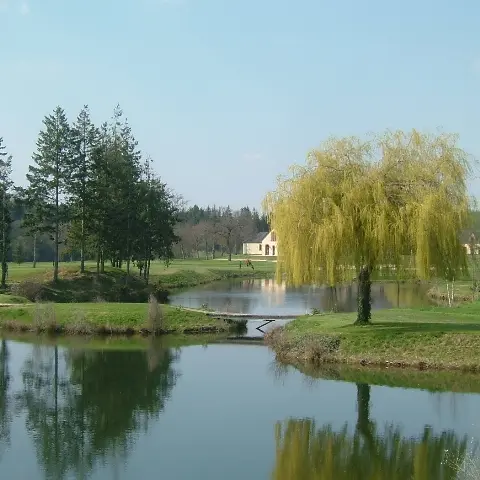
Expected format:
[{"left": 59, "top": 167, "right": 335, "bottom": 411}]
[
  {"left": 100, "top": 250, "right": 105, "bottom": 273},
  {"left": 33, "top": 232, "right": 37, "bottom": 268},
  {"left": 356, "top": 265, "right": 371, "bottom": 324},
  {"left": 228, "top": 250, "right": 232, "bottom": 261},
  {"left": 356, "top": 383, "right": 375, "bottom": 450},
  {"left": 54, "top": 222, "right": 59, "bottom": 282},
  {"left": 205, "top": 241, "right": 208, "bottom": 260},
  {"left": 146, "top": 258, "right": 151, "bottom": 284},
  {"left": 80, "top": 208, "right": 85, "bottom": 273},
  {"left": 96, "top": 246, "right": 100, "bottom": 275},
  {"left": 1, "top": 193, "right": 6, "bottom": 289}
]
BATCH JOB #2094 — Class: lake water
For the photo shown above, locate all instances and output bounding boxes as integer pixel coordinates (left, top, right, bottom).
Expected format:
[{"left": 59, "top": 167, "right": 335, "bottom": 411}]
[
  {"left": 169, "top": 279, "right": 432, "bottom": 336},
  {"left": 0, "top": 336, "right": 479, "bottom": 479},
  {"left": 169, "top": 278, "right": 431, "bottom": 314}
]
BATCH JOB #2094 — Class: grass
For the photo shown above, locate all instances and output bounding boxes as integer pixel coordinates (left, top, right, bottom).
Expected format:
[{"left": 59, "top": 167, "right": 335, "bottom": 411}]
[
  {"left": 265, "top": 301, "right": 480, "bottom": 372},
  {"left": 0, "top": 293, "right": 31, "bottom": 304},
  {"left": 6, "top": 258, "right": 276, "bottom": 281},
  {"left": 0, "top": 302, "right": 247, "bottom": 336}
]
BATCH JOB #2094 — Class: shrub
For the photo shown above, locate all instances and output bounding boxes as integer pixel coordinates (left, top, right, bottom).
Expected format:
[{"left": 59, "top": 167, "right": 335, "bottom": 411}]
[{"left": 147, "top": 294, "right": 164, "bottom": 334}]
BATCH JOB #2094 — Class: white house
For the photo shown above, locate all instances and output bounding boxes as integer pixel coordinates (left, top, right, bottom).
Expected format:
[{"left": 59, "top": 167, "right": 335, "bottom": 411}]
[
  {"left": 243, "top": 230, "right": 278, "bottom": 257},
  {"left": 464, "top": 243, "right": 480, "bottom": 255}
]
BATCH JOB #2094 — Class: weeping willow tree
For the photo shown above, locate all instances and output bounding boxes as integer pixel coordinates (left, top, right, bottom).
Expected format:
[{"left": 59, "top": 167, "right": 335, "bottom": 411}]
[{"left": 264, "top": 130, "right": 472, "bottom": 324}]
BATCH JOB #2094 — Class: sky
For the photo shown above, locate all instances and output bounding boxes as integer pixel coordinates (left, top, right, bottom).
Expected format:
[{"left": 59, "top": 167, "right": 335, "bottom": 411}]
[{"left": 1, "top": 0, "right": 480, "bottom": 210}]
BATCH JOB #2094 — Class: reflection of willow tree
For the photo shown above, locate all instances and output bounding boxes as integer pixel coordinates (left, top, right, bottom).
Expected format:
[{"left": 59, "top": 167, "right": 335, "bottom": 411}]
[
  {"left": 320, "top": 285, "right": 355, "bottom": 313},
  {"left": 381, "top": 282, "right": 427, "bottom": 309},
  {"left": 0, "top": 340, "right": 11, "bottom": 458},
  {"left": 17, "top": 342, "right": 179, "bottom": 479},
  {"left": 273, "top": 384, "right": 468, "bottom": 479}
]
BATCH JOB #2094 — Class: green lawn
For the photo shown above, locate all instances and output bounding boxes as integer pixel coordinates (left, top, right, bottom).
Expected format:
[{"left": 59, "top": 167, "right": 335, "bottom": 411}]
[
  {"left": 6, "top": 258, "right": 276, "bottom": 281},
  {"left": 0, "top": 302, "right": 246, "bottom": 336},
  {"left": 266, "top": 302, "right": 480, "bottom": 371}
]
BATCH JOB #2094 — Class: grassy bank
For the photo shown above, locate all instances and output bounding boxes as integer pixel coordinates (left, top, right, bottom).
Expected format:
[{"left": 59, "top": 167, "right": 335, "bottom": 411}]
[
  {"left": 1, "top": 258, "right": 276, "bottom": 303},
  {"left": 0, "top": 302, "right": 247, "bottom": 336},
  {"left": 265, "top": 302, "right": 480, "bottom": 372}
]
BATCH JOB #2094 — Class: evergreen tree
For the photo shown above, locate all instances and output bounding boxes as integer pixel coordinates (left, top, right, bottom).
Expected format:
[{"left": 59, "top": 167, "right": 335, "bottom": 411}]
[
  {"left": 0, "top": 139, "right": 12, "bottom": 287},
  {"left": 135, "top": 159, "right": 178, "bottom": 282},
  {"left": 26, "top": 106, "right": 72, "bottom": 282},
  {"left": 70, "top": 106, "right": 99, "bottom": 273}
]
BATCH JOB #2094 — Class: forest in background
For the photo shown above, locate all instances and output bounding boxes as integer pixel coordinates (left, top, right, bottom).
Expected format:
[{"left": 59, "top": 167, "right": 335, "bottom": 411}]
[{"left": 8, "top": 202, "right": 270, "bottom": 264}]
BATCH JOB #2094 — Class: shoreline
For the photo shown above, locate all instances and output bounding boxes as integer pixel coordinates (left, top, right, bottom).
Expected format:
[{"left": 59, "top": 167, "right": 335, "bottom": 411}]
[
  {"left": 0, "top": 302, "right": 247, "bottom": 338},
  {"left": 264, "top": 303, "right": 480, "bottom": 373}
]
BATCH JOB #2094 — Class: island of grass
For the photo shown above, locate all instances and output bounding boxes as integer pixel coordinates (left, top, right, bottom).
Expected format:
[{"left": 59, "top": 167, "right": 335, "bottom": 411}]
[
  {"left": 0, "top": 301, "right": 247, "bottom": 336},
  {"left": 265, "top": 301, "right": 480, "bottom": 372}
]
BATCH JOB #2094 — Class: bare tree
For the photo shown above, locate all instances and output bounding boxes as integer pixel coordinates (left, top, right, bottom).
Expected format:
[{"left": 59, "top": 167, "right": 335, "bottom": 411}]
[
  {"left": 217, "top": 208, "right": 242, "bottom": 261},
  {"left": 174, "top": 223, "right": 193, "bottom": 259},
  {"left": 190, "top": 223, "right": 206, "bottom": 259}
]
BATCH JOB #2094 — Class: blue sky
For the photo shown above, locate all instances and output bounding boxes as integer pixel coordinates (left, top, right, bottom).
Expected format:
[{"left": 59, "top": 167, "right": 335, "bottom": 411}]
[{"left": 1, "top": 0, "right": 480, "bottom": 210}]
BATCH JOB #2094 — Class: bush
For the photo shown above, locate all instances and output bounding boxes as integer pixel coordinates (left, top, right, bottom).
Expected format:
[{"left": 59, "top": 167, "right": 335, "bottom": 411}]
[{"left": 10, "top": 281, "right": 44, "bottom": 302}]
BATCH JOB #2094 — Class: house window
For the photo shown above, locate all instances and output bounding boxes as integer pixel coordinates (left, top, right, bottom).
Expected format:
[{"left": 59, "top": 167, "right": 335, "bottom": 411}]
[
  {"left": 271, "top": 231, "right": 276, "bottom": 242},
  {"left": 259, "top": 244, "right": 262, "bottom": 251}
]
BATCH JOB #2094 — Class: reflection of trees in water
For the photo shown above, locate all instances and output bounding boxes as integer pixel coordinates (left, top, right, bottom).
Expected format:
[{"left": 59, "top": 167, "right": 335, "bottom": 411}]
[
  {"left": 315, "top": 282, "right": 428, "bottom": 313},
  {"left": 0, "top": 340, "right": 11, "bottom": 458},
  {"left": 16, "top": 341, "right": 179, "bottom": 479},
  {"left": 272, "top": 383, "right": 469, "bottom": 480},
  {"left": 381, "top": 282, "right": 429, "bottom": 309}
]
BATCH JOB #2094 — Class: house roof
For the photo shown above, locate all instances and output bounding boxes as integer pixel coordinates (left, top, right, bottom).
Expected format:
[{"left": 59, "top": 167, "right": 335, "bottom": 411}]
[{"left": 247, "top": 231, "right": 269, "bottom": 243}]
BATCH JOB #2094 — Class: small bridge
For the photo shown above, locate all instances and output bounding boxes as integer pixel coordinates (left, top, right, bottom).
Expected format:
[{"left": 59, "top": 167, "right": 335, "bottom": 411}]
[{"left": 182, "top": 308, "right": 302, "bottom": 333}]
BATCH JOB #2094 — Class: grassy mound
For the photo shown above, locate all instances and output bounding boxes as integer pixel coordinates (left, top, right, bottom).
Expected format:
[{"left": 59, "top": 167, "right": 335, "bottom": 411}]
[
  {"left": 0, "top": 301, "right": 247, "bottom": 336},
  {"left": 9, "top": 266, "right": 154, "bottom": 303},
  {"left": 265, "top": 302, "right": 480, "bottom": 372}
]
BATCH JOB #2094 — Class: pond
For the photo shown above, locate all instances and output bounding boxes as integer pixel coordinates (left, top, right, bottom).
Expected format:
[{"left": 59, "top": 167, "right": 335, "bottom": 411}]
[
  {"left": 169, "top": 279, "right": 433, "bottom": 335},
  {"left": 169, "top": 278, "right": 432, "bottom": 315},
  {"left": 0, "top": 336, "right": 478, "bottom": 479}
]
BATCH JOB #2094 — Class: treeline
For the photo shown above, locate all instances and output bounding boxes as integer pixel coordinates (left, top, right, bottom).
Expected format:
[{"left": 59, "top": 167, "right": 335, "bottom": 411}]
[
  {"left": 0, "top": 104, "right": 179, "bottom": 283},
  {"left": 174, "top": 205, "right": 270, "bottom": 260}
]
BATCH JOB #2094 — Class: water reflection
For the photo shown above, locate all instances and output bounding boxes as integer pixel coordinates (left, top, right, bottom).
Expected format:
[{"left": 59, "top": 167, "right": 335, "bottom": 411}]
[
  {"left": 0, "top": 340, "right": 11, "bottom": 459},
  {"left": 272, "top": 418, "right": 468, "bottom": 479},
  {"left": 169, "top": 279, "right": 431, "bottom": 315},
  {"left": 0, "top": 338, "right": 478, "bottom": 479},
  {"left": 273, "top": 383, "right": 470, "bottom": 479},
  {"left": 15, "top": 341, "right": 179, "bottom": 479}
]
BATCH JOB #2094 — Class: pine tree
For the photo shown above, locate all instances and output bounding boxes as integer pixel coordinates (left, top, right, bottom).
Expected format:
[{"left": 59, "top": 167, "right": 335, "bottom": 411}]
[
  {"left": 26, "top": 106, "right": 72, "bottom": 282},
  {"left": 70, "top": 105, "right": 99, "bottom": 273},
  {"left": 135, "top": 164, "right": 178, "bottom": 283},
  {"left": 0, "top": 139, "right": 12, "bottom": 288}
]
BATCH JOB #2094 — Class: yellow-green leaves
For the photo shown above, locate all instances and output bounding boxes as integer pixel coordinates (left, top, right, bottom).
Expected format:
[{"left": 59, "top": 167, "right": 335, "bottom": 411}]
[{"left": 263, "top": 130, "right": 471, "bottom": 286}]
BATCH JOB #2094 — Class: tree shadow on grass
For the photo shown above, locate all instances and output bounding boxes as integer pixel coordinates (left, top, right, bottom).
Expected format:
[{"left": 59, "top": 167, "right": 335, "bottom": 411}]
[{"left": 348, "top": 322, "right": 480, "bottom": 334}]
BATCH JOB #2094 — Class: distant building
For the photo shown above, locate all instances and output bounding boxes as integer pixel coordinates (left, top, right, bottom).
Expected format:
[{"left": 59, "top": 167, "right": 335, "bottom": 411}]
[
  {"left": 464, "top": 243, "right": 480, "bottom": 255},
  {"left": 243, "top": 230, "right": 278, "bottom": 256}
]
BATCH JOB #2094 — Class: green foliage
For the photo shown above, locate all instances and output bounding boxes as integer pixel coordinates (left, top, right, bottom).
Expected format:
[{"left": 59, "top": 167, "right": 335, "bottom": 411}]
[
  {"left": 12, "top": 240, "right": 24, "bottom": 265},
  {"left": 26, "top": 106, "right": 72, "bottom": 282}
]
